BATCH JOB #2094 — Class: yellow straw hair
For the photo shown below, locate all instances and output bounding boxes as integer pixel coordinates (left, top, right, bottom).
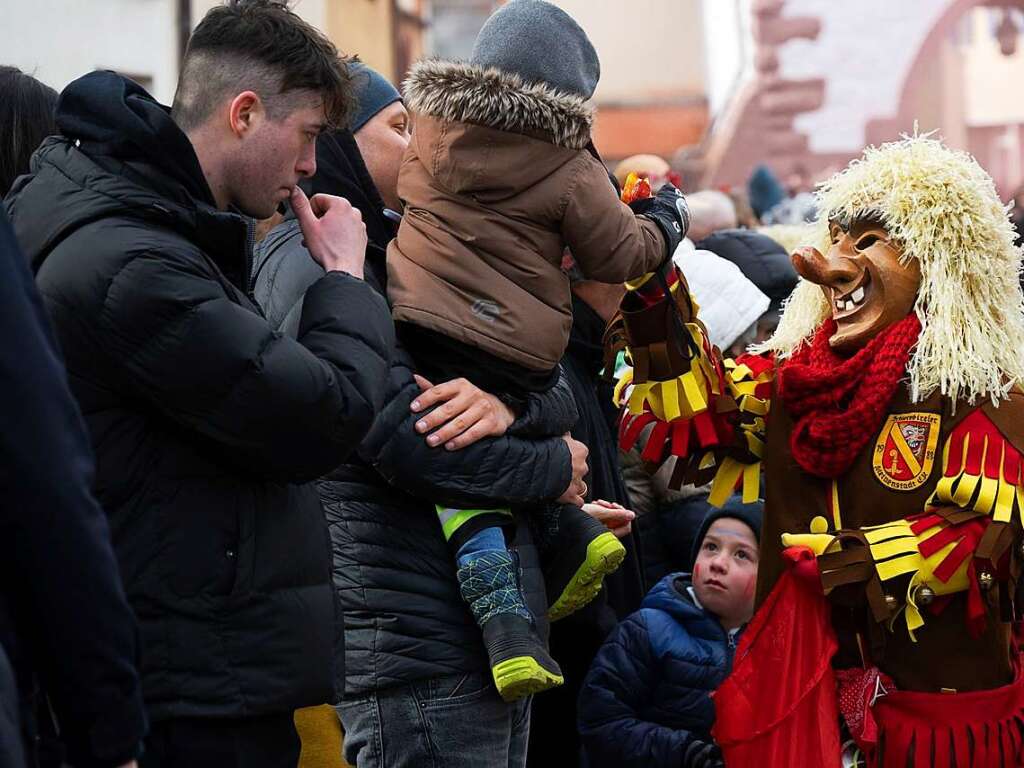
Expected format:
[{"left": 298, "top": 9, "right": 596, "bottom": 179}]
[{"left": 754, "top": 135, "right": 1024, "bottom": 406}]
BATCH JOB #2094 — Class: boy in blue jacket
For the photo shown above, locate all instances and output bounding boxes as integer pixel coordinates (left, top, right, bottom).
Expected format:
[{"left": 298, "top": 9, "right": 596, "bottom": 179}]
[{"left": 578, "top": 499, "right": 762, "bottom": 768}]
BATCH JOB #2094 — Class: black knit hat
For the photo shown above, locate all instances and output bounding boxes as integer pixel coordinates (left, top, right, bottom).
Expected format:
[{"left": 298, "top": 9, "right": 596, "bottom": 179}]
[{"left": 689, "top": 495, "right": 763, "bottom": 567}]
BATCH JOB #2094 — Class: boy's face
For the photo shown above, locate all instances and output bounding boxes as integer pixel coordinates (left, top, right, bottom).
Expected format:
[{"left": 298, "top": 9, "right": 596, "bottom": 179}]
[{"left": 692, "top": 518, "right": 759, "bottom": 631}]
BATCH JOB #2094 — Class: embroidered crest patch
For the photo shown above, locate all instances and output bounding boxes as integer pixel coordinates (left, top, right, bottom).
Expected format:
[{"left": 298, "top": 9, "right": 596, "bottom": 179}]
[{"left": 872, "top": 412, "right": 941, "bottom": 491}]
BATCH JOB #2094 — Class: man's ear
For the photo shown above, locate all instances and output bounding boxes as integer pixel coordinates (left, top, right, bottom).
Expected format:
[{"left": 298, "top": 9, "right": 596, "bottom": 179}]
[{"left": 228, "top": 91, "right": 262, "bottom": 139}]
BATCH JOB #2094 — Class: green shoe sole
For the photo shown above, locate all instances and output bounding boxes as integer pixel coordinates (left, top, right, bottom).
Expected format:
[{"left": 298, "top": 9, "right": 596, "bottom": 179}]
[
  {"left": 492, "top": 655, "right": 564, "bottom": 702},
  {"left": 547, "top": 532, "right": 626, "bottom": 622}
]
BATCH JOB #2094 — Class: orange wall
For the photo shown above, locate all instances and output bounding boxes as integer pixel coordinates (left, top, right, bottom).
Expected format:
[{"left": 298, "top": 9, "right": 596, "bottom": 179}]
[{"left": 593, "top": 101, "right": 710, "bottom": 163}]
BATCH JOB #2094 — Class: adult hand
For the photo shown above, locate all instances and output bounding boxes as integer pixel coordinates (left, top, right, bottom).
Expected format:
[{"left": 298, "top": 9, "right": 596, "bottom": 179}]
[
  {"left": 411, "top": 375, "right": 515, "bottom": 450},
  {"left": 555, "top": 434, "right": 589, "bottom": 506},
  {"left": 291, "top": 186, "right": 367, "bottom": 278},
  {"left": 582, "top": 500, "right": 635, "bottom": 539}
]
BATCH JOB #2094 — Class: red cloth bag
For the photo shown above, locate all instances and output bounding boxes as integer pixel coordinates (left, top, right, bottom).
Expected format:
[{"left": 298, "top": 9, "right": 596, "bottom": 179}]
[{"left": 712, "top": 547, "right": 842, "bottom": 767}]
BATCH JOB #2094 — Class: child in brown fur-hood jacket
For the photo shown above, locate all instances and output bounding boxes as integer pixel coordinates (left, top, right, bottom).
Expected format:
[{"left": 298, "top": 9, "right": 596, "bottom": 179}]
[{"left": 386, "top": 0, "right": 689, "bottom": 703}]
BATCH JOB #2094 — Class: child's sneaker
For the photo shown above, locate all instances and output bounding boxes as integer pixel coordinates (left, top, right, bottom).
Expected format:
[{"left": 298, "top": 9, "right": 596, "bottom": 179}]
[
  {"left": 545, "top": 505, "right": 626, "bottom": 622},
  {"left": 457, "top": 549, "right": 563, "bottom": 701}
]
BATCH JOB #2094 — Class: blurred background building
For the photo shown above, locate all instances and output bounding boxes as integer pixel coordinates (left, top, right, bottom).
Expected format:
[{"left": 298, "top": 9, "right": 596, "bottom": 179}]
[{"left": 5, "top": 0, "right": 1024, "bottom": 199}]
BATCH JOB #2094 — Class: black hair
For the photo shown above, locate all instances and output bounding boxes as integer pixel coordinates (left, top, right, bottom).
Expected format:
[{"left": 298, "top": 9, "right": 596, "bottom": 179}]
[
  {"left": 0, "top": 66, "right": 58, "bottom": 196},
  {"left": 172, "top": 0, "right": 353, "bottom": 133}
]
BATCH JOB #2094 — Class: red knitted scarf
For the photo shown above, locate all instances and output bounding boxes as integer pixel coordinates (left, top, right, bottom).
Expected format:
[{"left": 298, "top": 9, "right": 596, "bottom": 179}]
[{"left": 777, "top": 314, "right": 922, "bottom": 478}]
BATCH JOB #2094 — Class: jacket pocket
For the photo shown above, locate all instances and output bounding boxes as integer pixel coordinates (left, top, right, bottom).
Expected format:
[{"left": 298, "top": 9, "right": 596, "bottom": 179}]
[{"left": 162, "top": 478, "right": 241, "bottom": 598}]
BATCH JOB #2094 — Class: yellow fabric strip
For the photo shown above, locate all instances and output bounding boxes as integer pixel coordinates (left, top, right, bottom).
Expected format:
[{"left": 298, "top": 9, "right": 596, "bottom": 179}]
[
  {"left": 975, "top": 475, "right": 999, "bottom": 516},
  {"left": 739, "top": 395, "right": 769, "bottom": 416},
  {"left": 864, "top": 521, "right": 913, "bottom": 543},
  {"left": 679, "top": 371, "right": 708, "bottom": 415},
  {"left": 876, "top": 553, "right": 923, "bottom": 581},
  {"left": 994, "top": 478, "right": 1015, "bottom": 524},
  {"left": 627, "top": 383, "right": 648, "bottom": 415},
  {"left": 613, "top": 369, "right": 632, "bottom": 406},
  {"left": 932, "top": 475, "right": 957, "bottom": 506},
  {"left": 742, "top": 462, "right": 760, "bottom": 503},
  {"left": 709, "top": 458, "right": 744, "bottom": 507},
  {"left": 730, "top": 364, "right": 752, "bottom": 382},
  {"left": 831, "top": 480, "right": 842, "bottom": 531},
  {"left": 661, "top": 379, "right": 681, "bottom": 422},
  {"left": 624, "top": 272, "right": 653, "bottom": 291},
  {"left": 871, "top": 537, "right": 919, "bottom": 561},
  {"left": 951, "top": 472, "right": 981, "bottom": 509}
]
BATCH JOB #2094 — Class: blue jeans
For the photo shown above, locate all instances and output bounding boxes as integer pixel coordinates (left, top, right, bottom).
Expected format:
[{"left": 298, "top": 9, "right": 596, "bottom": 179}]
[{"left": 337, "top": 671, "right": 531, "bottom": 767}]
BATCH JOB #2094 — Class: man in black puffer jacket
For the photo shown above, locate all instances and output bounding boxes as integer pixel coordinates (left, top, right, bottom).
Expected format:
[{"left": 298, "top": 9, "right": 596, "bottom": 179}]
[
  {"left": 4, "top": 4, "right": 393, "bottom": 766},
  {"left": 254, "top": 102, "right": 588, "bottom": 768}
]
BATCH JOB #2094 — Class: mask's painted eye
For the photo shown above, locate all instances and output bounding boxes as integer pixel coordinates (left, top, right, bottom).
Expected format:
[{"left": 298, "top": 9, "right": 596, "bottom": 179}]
[{"left": 855, "top": 234, "right": 880, "bottom": 251}]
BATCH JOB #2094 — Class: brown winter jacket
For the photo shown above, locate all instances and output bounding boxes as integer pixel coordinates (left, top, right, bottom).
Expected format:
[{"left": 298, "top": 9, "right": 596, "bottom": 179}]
[{"left": 388, "top": 60, "right": 668, "bottom": 373}]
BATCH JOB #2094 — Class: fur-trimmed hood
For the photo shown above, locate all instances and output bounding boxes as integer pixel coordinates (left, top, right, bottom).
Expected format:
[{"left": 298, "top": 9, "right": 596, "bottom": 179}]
[{"left": 403, "top": 58, "right": 593, "bottom": 150}]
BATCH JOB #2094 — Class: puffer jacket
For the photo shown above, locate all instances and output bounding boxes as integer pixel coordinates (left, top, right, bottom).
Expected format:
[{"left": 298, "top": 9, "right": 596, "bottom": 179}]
[
  {"left": 578, "top": 574, "right": 735, "bottom": 768},
  {"left": 388, "top": 59, "right": 668, "bottom": 373},
  {"left": 252, "top": 132, "right": 579, "bottom": 698},
  {"left": 6, "top": 72, "right": 394, "bottom": 721},
  {"left": 324, "top": 342, "right": 579, "bottom": 697}
]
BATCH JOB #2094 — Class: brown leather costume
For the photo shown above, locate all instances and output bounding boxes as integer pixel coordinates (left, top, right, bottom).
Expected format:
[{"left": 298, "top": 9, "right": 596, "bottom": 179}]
[{"left": 762, "top": 381, "right": 1024, "bottom": 692}]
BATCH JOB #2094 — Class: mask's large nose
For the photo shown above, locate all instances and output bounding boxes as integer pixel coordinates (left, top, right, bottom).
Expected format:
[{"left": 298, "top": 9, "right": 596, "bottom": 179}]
[{"left": 792, "top": 246, "right": 860, "bottom": 286}]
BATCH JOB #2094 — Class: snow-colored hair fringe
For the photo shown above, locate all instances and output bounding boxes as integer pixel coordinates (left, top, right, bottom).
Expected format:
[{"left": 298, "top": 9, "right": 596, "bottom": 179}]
[{"left": 753, "top": 135, "right": 1024, "bottom": 405}]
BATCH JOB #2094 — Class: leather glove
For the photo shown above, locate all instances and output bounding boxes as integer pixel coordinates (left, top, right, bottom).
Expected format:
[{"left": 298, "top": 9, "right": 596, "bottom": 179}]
[
  {"left": 681, "top": 738, "right": 724, "bottom": 768},
  {"left": 629, "top": 183, "right": 689, "bottom": 258}
]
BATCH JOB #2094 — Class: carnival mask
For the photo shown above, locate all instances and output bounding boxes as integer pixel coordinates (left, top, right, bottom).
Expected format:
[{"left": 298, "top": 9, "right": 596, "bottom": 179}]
[{"left": 792, "top": 215, "right": 921, "bottom": 353}]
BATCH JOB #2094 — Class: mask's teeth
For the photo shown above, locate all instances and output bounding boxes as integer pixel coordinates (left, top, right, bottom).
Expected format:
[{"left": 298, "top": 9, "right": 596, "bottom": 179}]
[{"left": 852, "top": 287, "right": 865, "bottom": 304}]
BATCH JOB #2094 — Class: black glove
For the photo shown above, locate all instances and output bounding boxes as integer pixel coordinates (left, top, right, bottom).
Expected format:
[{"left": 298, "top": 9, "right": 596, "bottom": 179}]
[
  {"left": 681, "top": 738, "right": 724, "bottom": 768},
  {"left": 628, "top": 183, "right": 690, "bottom": 258}
]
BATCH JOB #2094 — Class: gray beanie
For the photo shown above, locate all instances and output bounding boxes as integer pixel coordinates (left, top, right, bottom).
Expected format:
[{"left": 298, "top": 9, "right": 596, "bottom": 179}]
[
  {"left": 470, "top": 0, "right": 600, "bottom": 99},
  {"left": 348, "top": 61, "right": 402, "bottom": 133}
]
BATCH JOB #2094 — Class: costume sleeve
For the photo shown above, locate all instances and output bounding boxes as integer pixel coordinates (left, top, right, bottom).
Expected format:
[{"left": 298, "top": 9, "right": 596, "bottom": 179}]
[
  {"left": 606, "top": 262, "right": 774, "bottom": 502},
  {"left": 359, "top": 344, "right": 572, "bottom": 508},
  {"left": 98, "top": 247, "right": 395, "bottom": 483},
  {"left": 578, "top": 612, "right": 700, "bottom": 768},
  {"left": 794, "top": 399, "right": 1024, "bottom": 641},
  {"left": 561, "top": 154, "right": 668, "bottom": 283}
]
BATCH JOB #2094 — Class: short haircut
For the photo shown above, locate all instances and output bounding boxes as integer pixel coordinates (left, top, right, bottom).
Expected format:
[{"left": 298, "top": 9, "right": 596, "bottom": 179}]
[
  {"left": 0, "top": 66, "right": 58, "bottom": 196},
  {"left": 172, "top": 0, "right": 353, "bottom": 134}
]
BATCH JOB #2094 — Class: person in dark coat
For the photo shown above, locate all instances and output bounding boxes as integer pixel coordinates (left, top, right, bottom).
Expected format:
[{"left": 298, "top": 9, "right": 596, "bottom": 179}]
[
  {"left": 527, "top": 265, "right": 645, "bottom": 766},
  {"left": 253, "top": 75, "right": 589, "bottom": 768},
  {"left": 0, "top": 207, "right": 145, "bottom": 768},
  {"left": 578, "top": 502, "right": 762, "bottom": 768},
  {"left": 0, "top": 67, "right": 57, "bottom": 197},
  {"left": 4, "top": 4, "right": 393, "bottom": 766}
]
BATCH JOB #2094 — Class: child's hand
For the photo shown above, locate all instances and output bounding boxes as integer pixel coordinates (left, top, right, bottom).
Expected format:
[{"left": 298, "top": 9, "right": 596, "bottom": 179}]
[
  {"left": 410, "top": 375, "right": 515, "bottom": 450},
  {"left": 582, "top": 501, "right": 635, "bottom": 539}
]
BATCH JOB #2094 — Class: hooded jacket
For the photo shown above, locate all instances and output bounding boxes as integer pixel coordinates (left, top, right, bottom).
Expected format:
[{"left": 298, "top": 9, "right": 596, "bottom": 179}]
[
  {"left": 252, "top": 127, "right": 579, "bottom": 698},
  {"left": 578, "top": 574, "right": 734, "bottom": 768},
  {"left": 387, "top": 59, "right": 667, "bottom": 373},
  {"left": 5, "top": 71, "right": 394, "bottom": 721}
]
